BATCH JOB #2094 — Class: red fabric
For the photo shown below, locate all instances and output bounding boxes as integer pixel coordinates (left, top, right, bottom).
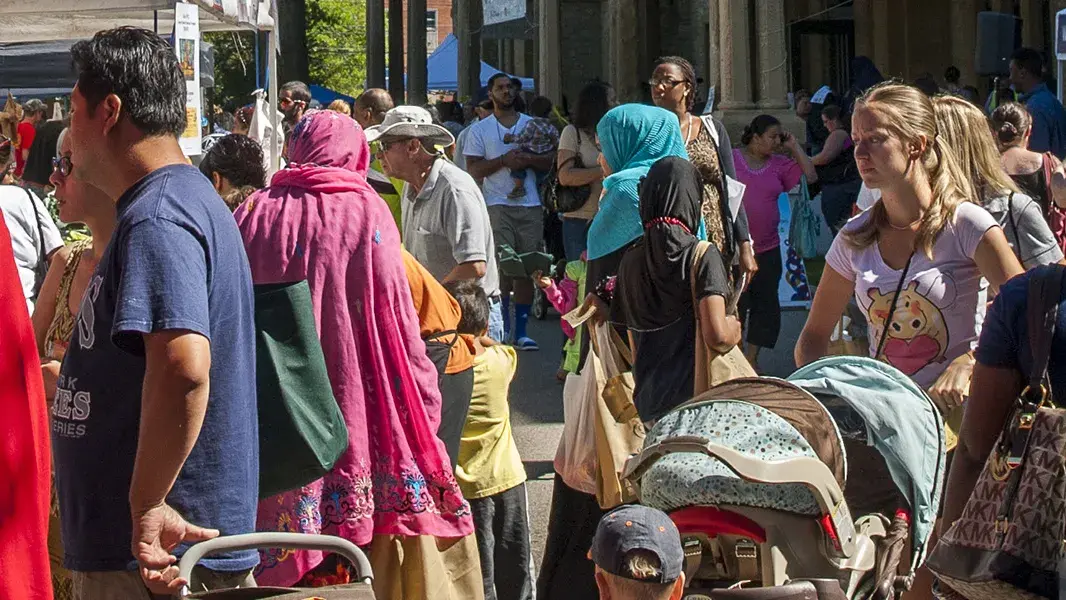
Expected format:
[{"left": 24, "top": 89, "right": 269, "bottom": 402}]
[
  {"left": 1043, "top": 152, "right": 1066, "bottom": 256},
  {"left": 0, "top": 216, "right": 52, "bottom": 598},
  {"left": 14, "top": 121, "right": 36, "bottom": 177}
]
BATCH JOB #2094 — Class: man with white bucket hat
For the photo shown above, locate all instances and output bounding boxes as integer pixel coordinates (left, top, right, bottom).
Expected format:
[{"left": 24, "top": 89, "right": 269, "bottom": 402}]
[{"left": 366, "top": 106, "right": 501, "bottom": 331}]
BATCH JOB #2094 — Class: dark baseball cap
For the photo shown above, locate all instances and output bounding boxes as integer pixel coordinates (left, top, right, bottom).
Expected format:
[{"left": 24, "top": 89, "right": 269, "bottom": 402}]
[{"left": 591, "top": 505, "right": 683, "bottom": 584}]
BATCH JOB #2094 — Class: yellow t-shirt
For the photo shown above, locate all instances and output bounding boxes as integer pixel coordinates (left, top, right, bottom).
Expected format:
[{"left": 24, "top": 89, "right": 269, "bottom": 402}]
[{"left": 455, "top": 344, "right": 527, "bottom": 499}]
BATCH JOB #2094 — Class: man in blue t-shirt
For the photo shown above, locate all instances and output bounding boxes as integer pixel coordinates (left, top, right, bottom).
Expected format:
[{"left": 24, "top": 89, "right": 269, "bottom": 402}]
[
  {"left": 53, "top": 27, "right": 258, "bottom": 596},
  {"left": 1010, "top": 48, "right": 1066, "bottom": 158}
]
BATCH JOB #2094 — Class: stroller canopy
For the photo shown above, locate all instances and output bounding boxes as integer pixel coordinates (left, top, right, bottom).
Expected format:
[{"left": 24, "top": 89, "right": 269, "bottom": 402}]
[{"left": 788, "top": 356, "right": 945, "bottom": 564}]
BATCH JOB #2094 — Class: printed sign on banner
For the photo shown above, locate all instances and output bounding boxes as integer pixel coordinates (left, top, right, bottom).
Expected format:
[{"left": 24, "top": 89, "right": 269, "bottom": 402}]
[
  {"left": 1057, "top": 9, "right": 1066, "bottom": 61},
  {"left": 175, "top": 2, "right": 202, "bottom": 156},
  {"left": 484, "top": 0, "right": 525, "bottom": 26},
  {"left": 776, "top": 192, "right": 813, "bottom": 309}
]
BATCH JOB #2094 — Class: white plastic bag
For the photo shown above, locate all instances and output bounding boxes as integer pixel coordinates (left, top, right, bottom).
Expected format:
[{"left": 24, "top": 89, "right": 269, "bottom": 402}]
[{"left": 553, "top": 351, "right": 602, "bottom": 496}]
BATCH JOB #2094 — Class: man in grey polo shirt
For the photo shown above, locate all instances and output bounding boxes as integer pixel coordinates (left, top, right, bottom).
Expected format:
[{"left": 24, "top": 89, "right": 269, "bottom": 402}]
[{"left": 366, "top": 106, "right": 504, "bottom": 342}]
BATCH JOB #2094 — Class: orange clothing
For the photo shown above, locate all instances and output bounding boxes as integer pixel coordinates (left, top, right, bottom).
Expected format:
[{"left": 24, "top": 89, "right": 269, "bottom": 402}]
[{"left": 402, "top": 250, "right": 474, "bottom": 375}]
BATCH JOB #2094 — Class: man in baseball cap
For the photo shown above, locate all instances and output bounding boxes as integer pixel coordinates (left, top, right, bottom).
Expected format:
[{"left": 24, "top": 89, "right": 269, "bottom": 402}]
[{"left": 591, "top": 505, "right": 686, "bottom": 600}]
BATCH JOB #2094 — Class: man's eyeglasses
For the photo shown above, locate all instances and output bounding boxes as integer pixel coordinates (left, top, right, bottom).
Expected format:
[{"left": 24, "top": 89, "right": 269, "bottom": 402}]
[{"left": 52, "top": 155, "right": 73, "bottom": 177}]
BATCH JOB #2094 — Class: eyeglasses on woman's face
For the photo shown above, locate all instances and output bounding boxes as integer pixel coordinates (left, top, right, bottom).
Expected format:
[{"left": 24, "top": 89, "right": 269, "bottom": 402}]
[
  {"left": 52, "top": 155, "right": 73, "bottom": 178},
  {"left": 648, "top": 78, "right": 684, "bottom": 90}
]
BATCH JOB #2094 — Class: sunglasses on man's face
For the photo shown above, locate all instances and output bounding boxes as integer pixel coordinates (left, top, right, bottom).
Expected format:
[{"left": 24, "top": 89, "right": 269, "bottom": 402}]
[{"left": 52, "top": 155, "right": 73, "bottom": 177}]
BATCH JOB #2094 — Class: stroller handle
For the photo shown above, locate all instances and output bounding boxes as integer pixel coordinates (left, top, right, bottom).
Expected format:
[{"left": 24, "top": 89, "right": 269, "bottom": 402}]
[
  {"left": 623, "top": 435, "right": 857, "bottom": 557},
  {"left": 177, "top": 533, "right": 373, "bottom": 595}
]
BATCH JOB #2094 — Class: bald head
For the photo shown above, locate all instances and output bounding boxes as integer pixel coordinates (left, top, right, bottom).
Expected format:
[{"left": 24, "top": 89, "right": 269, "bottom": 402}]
[{"left": 355, "top": 88, "right": 394, "bottom": 129}]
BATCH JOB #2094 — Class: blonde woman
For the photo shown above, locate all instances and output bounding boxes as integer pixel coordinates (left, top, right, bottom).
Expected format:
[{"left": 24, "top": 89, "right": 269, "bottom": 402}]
[
  {"left": 932, "top": 95, "right": 1063, "bottom": 268},
  {"left": 795, "top": 82, "right": 1023, "bottom": 600},
  {"left": 797, "top": 82, "right": 1021, "bottom": 399}
]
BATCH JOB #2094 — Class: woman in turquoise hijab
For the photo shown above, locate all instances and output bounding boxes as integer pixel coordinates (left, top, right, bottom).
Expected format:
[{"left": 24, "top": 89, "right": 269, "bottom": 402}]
[
  {"left": 584, "top": 104, "right": 690, "bottom": 311},
  {"left": 589, "top": 104, "right": 690, "bottom": 261}
]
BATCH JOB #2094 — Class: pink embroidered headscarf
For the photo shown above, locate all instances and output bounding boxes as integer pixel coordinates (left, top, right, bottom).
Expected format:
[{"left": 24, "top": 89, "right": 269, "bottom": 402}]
[{"left": 234, "top": 110, "right": 472, "bottom": 586}]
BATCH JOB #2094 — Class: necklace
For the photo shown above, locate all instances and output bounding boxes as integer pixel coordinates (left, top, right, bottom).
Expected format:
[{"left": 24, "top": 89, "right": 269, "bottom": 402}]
[
  {"left": 888, "top": 216, "right": 922, "bottom": 230},
  {"left": 682, "top": 115, "right": 695, "bottom": 145}
]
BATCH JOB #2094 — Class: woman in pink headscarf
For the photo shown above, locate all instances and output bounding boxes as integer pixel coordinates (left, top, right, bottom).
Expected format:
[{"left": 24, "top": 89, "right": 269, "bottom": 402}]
[{"left": 235, "top": 110, "right": 482, "bottom": 599}]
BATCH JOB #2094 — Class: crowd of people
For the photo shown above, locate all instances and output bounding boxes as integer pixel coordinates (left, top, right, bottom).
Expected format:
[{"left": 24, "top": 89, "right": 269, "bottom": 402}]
[{"left": 4, "top": 21, "right": 1066, "bottom": 600}]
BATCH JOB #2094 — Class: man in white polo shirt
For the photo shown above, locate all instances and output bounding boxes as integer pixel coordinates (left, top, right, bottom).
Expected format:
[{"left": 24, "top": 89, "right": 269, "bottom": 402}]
[
  {"left": 366, "top": 106, "right": 503, "bottom": 343},
  {"left": 463, "top": 73, "right": 555, "bottom": 350}
]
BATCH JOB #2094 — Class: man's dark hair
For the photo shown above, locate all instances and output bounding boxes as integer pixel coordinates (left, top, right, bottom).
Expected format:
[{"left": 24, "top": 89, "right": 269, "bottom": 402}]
[
  {"left": 70, "top": 27, "right": 186, "bottom": 137},
  {"left": 944, "top": 65, "right": 961, "bottom": 84},
  {"left": 573, "top": 80, "right": 617, "bottom": 132},
  {"left": 1011, "top": 48, "right": 1045, "bottom": 80},
  {"left": 355, "top": 88, "right": 394, "bottom": 123},
  {"left": 529, "top": 96, "right": 553, "bottom": 119},
  {"left": 488, "top": 73, "right": 512, "bottom": 90},
  {"left": 444, "top": 280, "right": 489, "bottom": 335},
  {"left": 281, "top": 80, "right": 311, "bottom": 104}
]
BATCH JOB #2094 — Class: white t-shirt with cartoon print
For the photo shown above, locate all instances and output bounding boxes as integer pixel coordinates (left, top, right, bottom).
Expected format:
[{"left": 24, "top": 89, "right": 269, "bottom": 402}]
[{"left": 825, "top": 202, "right": 999, "bottom": 389}]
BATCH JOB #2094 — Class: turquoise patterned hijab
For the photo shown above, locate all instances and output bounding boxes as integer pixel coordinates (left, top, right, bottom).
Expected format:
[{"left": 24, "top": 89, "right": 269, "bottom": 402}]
[{"left": 588, "top": 104, "right": 689, "bottom": 260}]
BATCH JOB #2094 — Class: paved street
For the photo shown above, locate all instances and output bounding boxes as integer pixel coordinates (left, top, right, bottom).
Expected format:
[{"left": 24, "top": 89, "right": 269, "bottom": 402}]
[{"left": 509, "top": 306, "right": 809, "bottom": 568}]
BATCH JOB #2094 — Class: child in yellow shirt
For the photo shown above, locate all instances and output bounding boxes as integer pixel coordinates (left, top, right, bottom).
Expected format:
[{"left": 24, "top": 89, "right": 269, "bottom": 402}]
[{"left": 444, "top": 280, "right": 534, "bottom": 600}]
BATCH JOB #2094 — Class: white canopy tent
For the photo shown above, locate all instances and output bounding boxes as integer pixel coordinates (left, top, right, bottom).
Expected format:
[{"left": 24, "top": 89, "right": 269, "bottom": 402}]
[{"left": 0, "top": 0, "right": 280, "bottom": 171}]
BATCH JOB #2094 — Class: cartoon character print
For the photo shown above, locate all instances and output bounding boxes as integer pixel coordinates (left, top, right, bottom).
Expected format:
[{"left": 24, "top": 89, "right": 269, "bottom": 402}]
[{"left": 866, "top": 280, "right": 949, "bottom": 376}]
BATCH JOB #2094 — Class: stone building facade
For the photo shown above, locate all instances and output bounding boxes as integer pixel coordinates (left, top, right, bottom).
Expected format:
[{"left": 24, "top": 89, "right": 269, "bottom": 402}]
[{"left": 478, "top": 0, "right": 1066, "bottom": 139}]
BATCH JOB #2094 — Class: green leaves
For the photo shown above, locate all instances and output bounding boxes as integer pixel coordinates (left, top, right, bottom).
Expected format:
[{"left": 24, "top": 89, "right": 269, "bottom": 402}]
[{"left": 305, "top": 0, "right": 368, "bottom": 98}]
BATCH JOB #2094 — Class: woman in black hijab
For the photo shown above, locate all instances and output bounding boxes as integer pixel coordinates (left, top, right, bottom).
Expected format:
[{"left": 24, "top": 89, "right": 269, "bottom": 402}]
[
  {"left": 843, "top": 56, "right": 884, "bottom": 116},
  {"left": 611, "top": 156, "right": 742, "bottom": 423}
]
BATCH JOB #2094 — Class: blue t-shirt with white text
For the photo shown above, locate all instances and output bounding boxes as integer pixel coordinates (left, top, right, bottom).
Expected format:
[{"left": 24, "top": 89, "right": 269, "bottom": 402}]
[{"left": 53, "top": 164, "right": 259, "bottom": 572}]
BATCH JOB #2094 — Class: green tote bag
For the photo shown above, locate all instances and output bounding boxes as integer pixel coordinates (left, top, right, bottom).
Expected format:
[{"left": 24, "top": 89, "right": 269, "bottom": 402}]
[{"left": 255, "top": 281, "right": 349, "bottom": 499}]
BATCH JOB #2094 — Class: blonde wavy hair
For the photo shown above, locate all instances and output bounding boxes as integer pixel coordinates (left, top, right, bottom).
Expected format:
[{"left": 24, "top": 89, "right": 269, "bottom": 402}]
[
  {"left": 932, "top": 95, "right": 1019, "bottom": 204},
  {"left": 844, "top": 83, "right": 974, "bottom": 259}
]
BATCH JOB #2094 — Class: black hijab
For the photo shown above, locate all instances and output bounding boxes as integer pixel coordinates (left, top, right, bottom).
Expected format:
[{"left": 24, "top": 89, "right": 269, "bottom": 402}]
[{"left": 618, "top": 156, "right": 705, "bottom": 330}]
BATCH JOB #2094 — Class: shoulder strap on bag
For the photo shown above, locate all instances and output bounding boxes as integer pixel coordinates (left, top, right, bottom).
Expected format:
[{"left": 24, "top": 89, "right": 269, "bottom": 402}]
[
  {"left": 690, "top": 241, "right": 711, "bottom": 310},
  {"left": 23, "top": 187, "right": 47, "bottom": 264},
  {"left": 1025, "top": 264, "right": 1064, "bottom": 402},
  {"left": 1043, "top": 152, "right": 1056, "bottom": 201},
  {"left": 874, "top": 252, "right": 915, "bottom": 361}
]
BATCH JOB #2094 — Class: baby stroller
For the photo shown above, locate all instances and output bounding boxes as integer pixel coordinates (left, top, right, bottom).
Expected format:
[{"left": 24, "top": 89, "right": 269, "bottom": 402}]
[
  {"left": 622, "top": 356, "right": 945, "bottom": 600},
  {"left": 177, "top": 533, "right": 375, "bottom": 599}
]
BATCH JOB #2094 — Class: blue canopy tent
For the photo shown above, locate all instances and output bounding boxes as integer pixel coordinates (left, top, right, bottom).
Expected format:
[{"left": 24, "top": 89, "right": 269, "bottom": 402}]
[
  {"left": 309, "top": 84, "right": 357, "bottom": 107},
  {"left": 386, "top": 34, "right": 534, "bottom": 91}
]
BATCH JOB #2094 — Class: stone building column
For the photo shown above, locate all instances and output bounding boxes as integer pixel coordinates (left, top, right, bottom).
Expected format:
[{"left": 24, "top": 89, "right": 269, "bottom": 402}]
[
  {"left": 537, "top": 0, "right": 562, "bottom": 104},
  {"left": 706, "top": 0, "right": 720, "bottom": 105},
  {"left": 1020, "top": 0, "right": 1044, "bottom": 48},
  {"left": 871, "top": 0, "right": 892, "bottom": 78},
  {"left": 950, "top": 0, "right": 978, "bottom": 87},
  {"left": 606, "top": 0, "right": 641, "bottom": 102},
  {"left": 756, "top": 0, "right": 789, "bottom": 108},
  {"left": 717, "top": 0, "right": 754, "bottom": 109},
  {"left": 853, "top": 0, "right": 874, "bottom": 59},
  {"left": 367, "top": 0, "right": 387, "bottom": 88}
]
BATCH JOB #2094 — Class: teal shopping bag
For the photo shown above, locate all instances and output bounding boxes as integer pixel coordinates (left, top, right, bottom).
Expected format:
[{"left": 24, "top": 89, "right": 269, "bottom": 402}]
[{"left": 789, "top": 176, "right": 821, "bottom": 260}]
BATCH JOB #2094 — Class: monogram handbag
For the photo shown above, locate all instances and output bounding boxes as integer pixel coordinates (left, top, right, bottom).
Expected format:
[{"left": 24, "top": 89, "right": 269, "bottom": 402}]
[
  {"left": 541, "top": 129, "right": 592, "bottom": 214},
  {"left": 927, "top": 265, "right": 1066, "bottom": 600}
]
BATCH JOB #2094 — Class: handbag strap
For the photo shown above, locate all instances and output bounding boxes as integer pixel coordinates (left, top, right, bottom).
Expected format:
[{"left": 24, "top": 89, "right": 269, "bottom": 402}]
[
  {"left": 690, "top": 240, "right": 711, "bottom": 311},
  {"left": 1025, "top": 264, "right": 1064, "bottom": 401},
  {"left": 24, "top": 187, "right": 47, "bottom": 266},
  {"left": 874, "top": 252, "right": 915, "bottom": 361}
]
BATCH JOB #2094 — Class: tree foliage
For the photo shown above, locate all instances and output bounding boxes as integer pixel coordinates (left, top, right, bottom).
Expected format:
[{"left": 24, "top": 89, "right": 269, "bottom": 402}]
[
  {"left": 204, "top": 30, "right": 258, "bottom": 111},
  {"left": 207, "top": 0, "right": 366, "bottom": 113},
  {"left": 306, "top": 0, "right": 368, "bottom": 97}
]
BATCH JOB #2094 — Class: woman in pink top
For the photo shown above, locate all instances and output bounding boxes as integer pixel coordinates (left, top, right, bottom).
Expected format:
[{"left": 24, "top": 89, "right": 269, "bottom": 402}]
[
  {"left": 732, "top": 115, "right": 818, "bottom": 370},
  {"left": 235, "top": 111, "right": 479, "bottom": 598}
]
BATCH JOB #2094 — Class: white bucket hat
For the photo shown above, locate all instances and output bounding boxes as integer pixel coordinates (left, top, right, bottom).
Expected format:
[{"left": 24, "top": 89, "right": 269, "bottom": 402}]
[{"left": 364, "top": 105, "right": 455, "bottom": 147}]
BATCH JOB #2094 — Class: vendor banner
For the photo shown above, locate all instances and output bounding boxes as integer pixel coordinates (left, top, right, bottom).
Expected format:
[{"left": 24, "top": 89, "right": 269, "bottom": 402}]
[{"left": 175, "top": 2, "right": 202, "bottom": 156}]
